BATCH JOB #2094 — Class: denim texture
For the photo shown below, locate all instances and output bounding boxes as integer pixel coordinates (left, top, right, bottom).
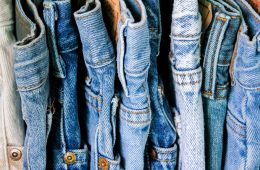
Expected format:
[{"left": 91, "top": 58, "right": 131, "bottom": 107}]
[
  {"left": 0, "top": 0, "right": 24, "bottom": 169},
  {"left": 224, "top": 0, "right": 260, "bottom": 169},
  {"left": 43, "top": 0, "right": 88, "bottom": 169},
  {"left": 117, "top": 0, "right": 151, "bottom": 169},
  {"left": 143, "top": 0, "right": 177, "bottom": 169},
  {"left": 13, "top": 0, "right": 49, "bottom": 169},
  {"left": 170, "top": 0, "right": 205, "bottom": 169},
  {"left": 201, "top": 0, "right": 240, "bottom": 169},
  {"left": 74, "top": 0, "right": 119, "bottom": 169}
]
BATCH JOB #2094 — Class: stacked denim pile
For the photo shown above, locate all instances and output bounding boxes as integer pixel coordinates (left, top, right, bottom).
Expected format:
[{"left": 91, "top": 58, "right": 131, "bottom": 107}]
[{"left": 0, "top": 0, "right": 259, "bottom": 169}]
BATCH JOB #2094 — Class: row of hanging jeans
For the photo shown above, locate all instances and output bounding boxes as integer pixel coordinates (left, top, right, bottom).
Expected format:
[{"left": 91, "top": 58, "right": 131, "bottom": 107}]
[{"left": 0, "top": 0, "right": 259, "bottom": 169}]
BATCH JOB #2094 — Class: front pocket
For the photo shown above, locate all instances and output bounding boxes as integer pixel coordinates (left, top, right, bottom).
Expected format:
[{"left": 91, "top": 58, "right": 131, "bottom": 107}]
[
  {"left": 225, "top": 110, "right": 246, "bottom": 169},
  {"left": 119, "top": 104, "right": 151, "bottom": 169},
  {"left": 148, "top": 145, "right": 177, "bottom": 170}
]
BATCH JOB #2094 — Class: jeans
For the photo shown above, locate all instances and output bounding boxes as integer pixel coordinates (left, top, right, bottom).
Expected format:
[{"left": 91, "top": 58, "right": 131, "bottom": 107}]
[
  {"left": 0, "top": 0, "right": 24, "bottom": 169},
  {"left": 225, "top": 0, "right": 260, "bottom": 169},
  {"left": 43, "top": 0, "right": 88, "bottom": 169},
  {"left": 74, "top": 0, "right": 119, "bottom": 169},
  {"left": 170, "top": 0, "right": 205, "bottom": 169},
  {"left": 117, "top": 0, "right": 151, "bottom": 169},
  {"left": 201, "top": 0, "right": 240, "bottom": 169},
  {"left": 13, "top": 0, "right": 50, "bottom": 169},
  {"left": 143, "top": 0, "right": 177, "bottom": 169}
]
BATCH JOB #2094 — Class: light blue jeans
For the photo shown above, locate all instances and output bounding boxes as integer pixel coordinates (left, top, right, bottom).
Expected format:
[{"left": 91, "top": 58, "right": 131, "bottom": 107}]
[
  {"left": 170, "top": 0, "right": 205, "bottom": 169},
  {"left": 201, "top": 0, "right": 240, "bottom": 169},
  {"left": 117, "top": 0, "right": 151, "bottom": 169},
  {"left": 75, "top": 0, "right": 119, "bottom": 169},
  {"left": 225, "top": 0, "right": 260, "bottom": 169},
  {"left": 13, "top": 0, "right": 50, "bottom": 169},
  {"left": 43, "top": 0, "right": 88, "bottom": 169},
  {"left": 143, "top": 0, "right": 177, "bottom": 169}
]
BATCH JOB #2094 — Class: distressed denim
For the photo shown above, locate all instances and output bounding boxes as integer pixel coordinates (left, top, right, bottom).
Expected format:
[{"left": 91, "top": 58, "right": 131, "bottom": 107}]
[
  {"left": 0, "top": 0, "right": 24, "bottom": 169},
  {"left": 43, "top": 0, "right": 88, "bottom": 169},
  {"left": 13, "top": 0, "right": 49, "bottom": 169},
  {"left": 117, "top": 0, "right": 151, "bottom": 169},
  {"left": 201, "top": 0, "right": 240, "bottom": 169},
  {"left": 74, "top": 0, "right": 119, "bottom": 169},
  {"left": 224, "top": 0, "right": 260, "bottom": 169},
  {"left": 170, "top": 0, "right": 205, "bottom": 169},
  {"left": 142, "top": 0, "right": 177, "bottom": 169}
]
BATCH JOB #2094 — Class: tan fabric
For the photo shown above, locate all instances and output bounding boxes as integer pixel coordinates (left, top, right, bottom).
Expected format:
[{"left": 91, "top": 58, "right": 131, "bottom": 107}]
[{"left": 0, "top": 0, "right": 24, "bottom": 169}]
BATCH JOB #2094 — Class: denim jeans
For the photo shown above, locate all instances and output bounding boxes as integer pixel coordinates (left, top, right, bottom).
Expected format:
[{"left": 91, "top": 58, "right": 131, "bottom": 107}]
[
  {"left": 117, "top": 0, "right": 151, "bottom": 169},
  {"left": 74, "top": 0, "right": 119, "bottom": 169},
  {"left": 142, "top": 0, "right": 177, "bottom": 169},
  {"left": 13, "top": 0, "right": 50, "bottom": 169},
  {"left": 225, "top": 0, "right": 260, "bottom": 169},
  {"left": 0, "top": 0, "right": 25, "bottom": 169},
  {"left": 201, "top": 0, "right": 240, "bottom": 169},
  {"left": 43, "top": 0, "right": 88, "bottom": 169},
  {"left": 170, "top": 0, "right": 205, "bottom": 169}
]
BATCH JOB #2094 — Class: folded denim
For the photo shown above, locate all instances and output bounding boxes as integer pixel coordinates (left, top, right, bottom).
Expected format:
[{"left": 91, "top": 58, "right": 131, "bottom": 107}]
[
  {"left": 201, "top": 0, "right": 241, "bottom": 169},
  {"left": 117, "top": 0, "right": 151, "bottom": 169},
  {"left": 13, "top": 0, "right": 50, "bottom": 169},
  {"left": 170, "top": 0, "right": 205, "bottom": 169},
  {"left": 74, "top": 0, "right": 119, "bottom": 169},
  {"left": 224, "top": 0, "right": 260, "bottom": 169},
  {"left": 142, "top": 0, "right": 178, "bottom": 169},
  {"left": 42, "top": 0, "right": 88, "bottom": 169},
  {"left": 0, "top": 0, "right": 24, "bottom": 169}
]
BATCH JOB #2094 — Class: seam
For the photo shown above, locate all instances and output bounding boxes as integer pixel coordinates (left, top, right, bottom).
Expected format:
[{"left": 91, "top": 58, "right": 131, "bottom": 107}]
[
  {"left": 86, "top": 99, "right": 102, "bottom": 112},
  {"left": 152, "top": 159, "right": 176, "bottom": 162},
  {"left": 173, "top": 71, "right": 202, "bottom": 77},
  {"left": 119, "top": 115, "right": 151, "bottom": 124},
  {"left": 226, "top": 114, "right": 246, "bottom": 129},
  {"left": 174, "top": 80, "right": 202, "bottom": 85},
  {"left": 86, "top": 92, "right": 102, "bottom": 102},
  {"left": 226, "top": 121, "right": 246, "bottom": 137},
  {"left": 85, "top": 57, "right": 114, "bottom": 68},
  {"left": 120, "top": 107, "right": 150, "bottom": 114},
  {"left": 17, "top": 76, "right": 48, "bottom": 91}
]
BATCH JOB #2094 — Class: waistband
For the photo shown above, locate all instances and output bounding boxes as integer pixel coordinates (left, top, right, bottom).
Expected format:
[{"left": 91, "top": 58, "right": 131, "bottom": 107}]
[
  {"left": 14, "top": 0, "right": 49, "bottom": 91},
  {"left": 233, "top": 0, "right": 260, "bottom": 36}
]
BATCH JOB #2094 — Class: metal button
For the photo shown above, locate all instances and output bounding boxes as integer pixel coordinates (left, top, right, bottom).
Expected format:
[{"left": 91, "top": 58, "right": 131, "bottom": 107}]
[
  {"left": 64, "top": 152, "right": 76, "bottom": 164},
  {"left": 99, "top": 157, "right": 108, "bottom": 170},
  {"left": 10, "top": 148, "right": 22, "bottom": 161},
  {"left": 149, "top": 148, "right": 157, "bottom": 160}
]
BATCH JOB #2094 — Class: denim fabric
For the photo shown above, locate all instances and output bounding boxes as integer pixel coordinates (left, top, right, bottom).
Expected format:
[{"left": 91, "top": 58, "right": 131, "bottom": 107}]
[
  {"left": 74, "top": 0, "right": 120, "bottom": 169},
  {"left": 224, "top": 0, "right": 260, "bottom": 169},
  {"left": 142, "top": 0, "right": 177, "bottom": 169},
  {"left": 13, "top": 0, "right": 49, "bottom": 169},
  {"left": 117, "top": 0, "right": 151, "bottom": 169},
  {"left": 43, "top": 0, "right": 88, "bottom": 169},
  {"left": 170, "top": 0, "right": 205, "bottom": 169},
  {"left": 201, "top": 0, "right": 240, "bottom": 169},
  {"left": 0, "top": 0, "right": 24, "bottom": 169}
]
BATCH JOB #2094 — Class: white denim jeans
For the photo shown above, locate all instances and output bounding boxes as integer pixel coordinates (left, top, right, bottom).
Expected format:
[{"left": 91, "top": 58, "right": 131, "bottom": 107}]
[{"left": 0, "top": 0, "right": 24, "bottom": 169}]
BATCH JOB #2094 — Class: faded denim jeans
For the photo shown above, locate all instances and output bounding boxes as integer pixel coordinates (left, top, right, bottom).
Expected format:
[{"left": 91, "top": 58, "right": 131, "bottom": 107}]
[
  {"left": 43, "top": 0, "right": 88, "bottom": 169},
  {"left": 117, "top": 0, "right": 151, "bottom": 169},
  {"left": 201, "top": 0, "right": 240, "bottom": 169},
  {"left": 143, "top": 0, "right": 177, "bottom": 169},
  {"left": 74, "top": 0, "right": 119, "bottom": 169},
  {"left": 13, "top": 0, "right": 50, "bottom": 169},
  {"left": 225, "top": 0, "right": 260, "bottom": 169},
  {"left": 0, "top": 0, "right": 24, "bottom": 169},
  {"left": 170, "top": 0, "right": 205, "bottom": 169}
]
